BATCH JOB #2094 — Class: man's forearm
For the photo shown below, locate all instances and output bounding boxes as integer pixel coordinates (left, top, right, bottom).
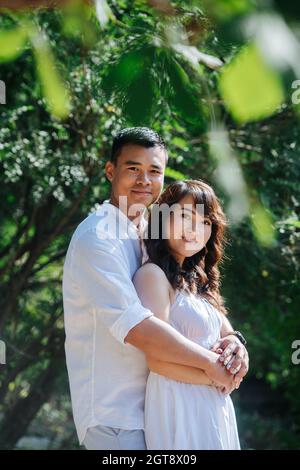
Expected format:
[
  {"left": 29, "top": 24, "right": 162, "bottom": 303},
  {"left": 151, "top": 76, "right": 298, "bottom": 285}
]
[
  {"left": 147, "top": 356, "right": 213, "bottom": 385},
  {"left": 125, "top": 315, "right": 214, "bottom": 371}
]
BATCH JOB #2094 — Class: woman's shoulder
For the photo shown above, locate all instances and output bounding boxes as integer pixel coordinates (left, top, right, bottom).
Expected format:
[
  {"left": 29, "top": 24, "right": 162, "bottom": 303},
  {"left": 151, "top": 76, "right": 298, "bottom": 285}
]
[
  {"left": 134, "top": 262, "right": 169, "bottom": 284},
  {"left": 134, "top": 262, "right": 176, "bottom": 304}
]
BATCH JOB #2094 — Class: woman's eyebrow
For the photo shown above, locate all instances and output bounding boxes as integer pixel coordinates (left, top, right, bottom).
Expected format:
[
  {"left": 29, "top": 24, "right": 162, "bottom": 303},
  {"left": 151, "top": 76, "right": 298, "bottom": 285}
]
[{"left": 181, "top": 207, "right": 196, "bottom": 215}]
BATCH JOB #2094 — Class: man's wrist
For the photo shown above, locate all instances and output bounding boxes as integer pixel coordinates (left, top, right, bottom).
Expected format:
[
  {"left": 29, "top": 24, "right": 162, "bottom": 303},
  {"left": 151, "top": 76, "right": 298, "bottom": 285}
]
[{"left": 201, "top": 349, "right": 217, "bottom": 375}]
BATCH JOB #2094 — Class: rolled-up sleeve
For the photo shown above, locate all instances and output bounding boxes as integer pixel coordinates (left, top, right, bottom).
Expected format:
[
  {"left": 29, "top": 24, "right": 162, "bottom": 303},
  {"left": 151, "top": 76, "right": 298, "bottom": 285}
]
[{"left": 70, "top": 228, "right": 153, "bottom": 344}]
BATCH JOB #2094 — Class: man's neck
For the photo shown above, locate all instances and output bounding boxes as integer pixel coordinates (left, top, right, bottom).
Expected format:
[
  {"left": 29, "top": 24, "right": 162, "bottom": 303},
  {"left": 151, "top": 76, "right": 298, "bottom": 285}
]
[{"left": 108, "top": 196, "right": 147, "bottom": 226}]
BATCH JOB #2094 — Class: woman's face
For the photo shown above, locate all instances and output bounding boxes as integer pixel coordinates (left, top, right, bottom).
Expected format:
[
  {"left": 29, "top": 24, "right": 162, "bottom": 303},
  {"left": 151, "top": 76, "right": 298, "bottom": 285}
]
[{"left": 165, "top": 194, "right": 212, "bottom": 263}]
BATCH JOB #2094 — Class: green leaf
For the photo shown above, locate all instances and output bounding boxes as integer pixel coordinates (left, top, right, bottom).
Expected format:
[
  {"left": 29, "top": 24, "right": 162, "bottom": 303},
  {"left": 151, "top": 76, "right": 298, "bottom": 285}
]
[
  {"left": 171, "top": 136, "right": 189, "bottom": 151},
  {"left": 101, "top": 47, "right": 157, "bottom": 125},
  {"left": 166, "top": 57, "right": 206, "bottom": 131},
  {"left": 281, "top": 218, "right": 300, "bottom": 228},
  {"left": 164, "top": 167, "right": 187, "bottom": 180},
  {"left": 251, "top": 200, "right": 276, "bottom": 246},
  {"left": 124, "top": 72, "right": 157, "bottom": 126},
  {"left": 101, "top": 49, "right": 146, "bottom": 94},
  {"left": 219, "top": 44, "right": 284, "bottom": 123},
  {"left": 32, "top": 35, "right": 71, "bottom": 119},
  {"left": 0, "top": 26, "right": 27, "bottom": 62}
]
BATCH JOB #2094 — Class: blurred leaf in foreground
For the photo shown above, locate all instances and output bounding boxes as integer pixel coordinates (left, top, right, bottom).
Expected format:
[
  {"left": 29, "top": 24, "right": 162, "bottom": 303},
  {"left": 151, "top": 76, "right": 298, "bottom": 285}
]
[
  {"left": 0, "top": 25, "right": 28, "bottom": 62},
  {"left": 31, "top": 32, "right": 71, "bottom": 119},
  {"left": 219, "top": 44, "right": 285, "bottom": 123}
]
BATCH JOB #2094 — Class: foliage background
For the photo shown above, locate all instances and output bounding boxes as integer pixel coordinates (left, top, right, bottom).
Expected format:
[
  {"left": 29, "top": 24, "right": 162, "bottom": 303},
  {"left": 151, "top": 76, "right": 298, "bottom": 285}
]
[{"left": 0, "top": 0, "right": 299, "bottom": 449}]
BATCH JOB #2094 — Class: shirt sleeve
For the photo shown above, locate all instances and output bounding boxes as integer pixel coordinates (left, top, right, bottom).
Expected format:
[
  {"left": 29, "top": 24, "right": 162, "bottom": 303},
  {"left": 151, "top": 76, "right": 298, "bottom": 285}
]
[{"left": 70, "top": 228, "right": 153, "bottom": 344}]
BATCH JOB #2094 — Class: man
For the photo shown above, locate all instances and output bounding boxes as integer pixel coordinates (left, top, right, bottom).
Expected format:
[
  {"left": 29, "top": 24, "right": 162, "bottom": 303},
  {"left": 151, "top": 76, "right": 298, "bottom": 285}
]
[{"left": 63, "top": 127, "right": 249, "bottom": 450}]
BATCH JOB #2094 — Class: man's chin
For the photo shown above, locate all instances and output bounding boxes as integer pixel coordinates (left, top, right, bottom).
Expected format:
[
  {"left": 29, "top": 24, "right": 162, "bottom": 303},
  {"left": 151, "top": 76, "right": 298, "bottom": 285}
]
[{"left": 130, "top": 191, "right": 154, "bottom": 205}]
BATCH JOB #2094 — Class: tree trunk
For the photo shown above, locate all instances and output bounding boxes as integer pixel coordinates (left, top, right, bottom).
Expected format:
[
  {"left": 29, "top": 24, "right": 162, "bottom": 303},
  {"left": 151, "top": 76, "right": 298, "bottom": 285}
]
[{"left": 0, "top": 350, "right": 64, "bottom": 449}]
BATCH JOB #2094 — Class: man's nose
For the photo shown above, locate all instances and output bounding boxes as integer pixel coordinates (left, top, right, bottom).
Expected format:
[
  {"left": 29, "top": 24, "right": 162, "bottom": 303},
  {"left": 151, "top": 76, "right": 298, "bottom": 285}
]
[{"left": 136, "top": 172, "right": 151, "bottom": 185}]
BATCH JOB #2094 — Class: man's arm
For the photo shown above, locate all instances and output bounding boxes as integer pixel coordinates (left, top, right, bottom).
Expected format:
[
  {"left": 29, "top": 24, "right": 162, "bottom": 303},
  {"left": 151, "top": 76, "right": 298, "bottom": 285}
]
[
  {"left": 130, "top": 263, "right": 234, "bottom": 388},
  {"left": 73, "top": 231, "right": 234, "bottom": 389},
  {"left": 147, "top": 356, "right": 213, "bottom": 385},
  {"left": 132, "top": 263, "right": 213, "bottom": 386}
]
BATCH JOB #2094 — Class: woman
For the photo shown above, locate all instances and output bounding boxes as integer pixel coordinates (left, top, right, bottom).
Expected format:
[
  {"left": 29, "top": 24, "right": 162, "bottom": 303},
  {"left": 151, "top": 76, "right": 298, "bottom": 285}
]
[{"left": 133, "top": 180, "right": 241, "bottom": 450}]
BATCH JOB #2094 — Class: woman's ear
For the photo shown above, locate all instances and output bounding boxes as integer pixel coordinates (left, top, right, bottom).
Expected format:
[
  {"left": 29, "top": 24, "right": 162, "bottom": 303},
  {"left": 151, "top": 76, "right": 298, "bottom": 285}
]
[{"left": 105, "top": 161, "right": 115, "bottom": 182}]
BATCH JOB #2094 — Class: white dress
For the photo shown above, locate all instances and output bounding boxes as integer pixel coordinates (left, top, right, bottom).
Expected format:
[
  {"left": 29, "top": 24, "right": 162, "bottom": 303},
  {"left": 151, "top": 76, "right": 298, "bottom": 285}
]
[{"left": 144, "top": 290, "right": 241, "bottom": 450}]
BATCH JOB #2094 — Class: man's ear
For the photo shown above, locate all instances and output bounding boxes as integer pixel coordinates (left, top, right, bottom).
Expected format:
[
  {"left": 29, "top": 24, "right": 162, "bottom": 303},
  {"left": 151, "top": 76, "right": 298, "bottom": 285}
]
[{"left": 105, "top": 161, "right": 115, "bottom": 182}]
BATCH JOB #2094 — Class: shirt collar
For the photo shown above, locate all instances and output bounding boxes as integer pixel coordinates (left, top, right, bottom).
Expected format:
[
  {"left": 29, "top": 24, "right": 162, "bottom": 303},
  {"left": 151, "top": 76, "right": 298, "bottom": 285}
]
[{"left": 102, "top": 200, "right": 148, "bottom": 238}]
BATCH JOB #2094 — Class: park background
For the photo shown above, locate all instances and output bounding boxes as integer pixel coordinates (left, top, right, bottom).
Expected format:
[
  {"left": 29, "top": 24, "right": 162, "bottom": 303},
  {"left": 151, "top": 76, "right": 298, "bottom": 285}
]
[{"left": 0, "top": 0, "right": 299, "bottom": 450}]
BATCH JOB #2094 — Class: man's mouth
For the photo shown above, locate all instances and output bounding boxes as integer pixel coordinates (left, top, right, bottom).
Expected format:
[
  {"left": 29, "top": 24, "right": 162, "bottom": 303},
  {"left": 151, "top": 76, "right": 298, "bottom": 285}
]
[{"left": 131, "top": 189, "right": 152, "bottom": 195}]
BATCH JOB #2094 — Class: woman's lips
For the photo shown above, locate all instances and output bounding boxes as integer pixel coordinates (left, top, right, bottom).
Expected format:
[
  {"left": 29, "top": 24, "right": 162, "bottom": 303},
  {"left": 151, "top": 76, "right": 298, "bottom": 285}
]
[{"left": 182, "top": 237, "right": 197, "bottom": 243}]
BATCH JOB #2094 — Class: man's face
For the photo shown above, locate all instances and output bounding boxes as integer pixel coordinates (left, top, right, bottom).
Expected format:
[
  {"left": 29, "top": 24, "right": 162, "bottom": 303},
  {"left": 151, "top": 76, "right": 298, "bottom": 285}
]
[{"left": 105, "top": 144, "right": 166, "bottom": 218}]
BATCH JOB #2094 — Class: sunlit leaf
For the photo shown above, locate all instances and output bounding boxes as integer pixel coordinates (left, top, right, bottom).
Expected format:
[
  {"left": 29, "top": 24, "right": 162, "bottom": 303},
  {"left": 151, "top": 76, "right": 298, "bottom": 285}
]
[
  {"left": 95, "top": 0, "right": 115, "bottom": 28},
  {"left": 171, "top": 136, "right": 188, "bottom": 151},
  {"left": 281, "top": 218, "right": 300, "bottom": 228},
  {"left": 219, "top": 44, "right": 284, "bottom": 123},
  {"left": 251, "top": 200, "right": 276, "bottom": 246},
  {"left": 32, "top": 34, "right": 71, "bottom": 119},
  {"left": 0, "top": 26, "right": 27, "bottom": 62},
  {"left": 62, "top": 0, "right": 97, "bottom": 46},
  {"left": 202, "top": 0, "right": 254, "bottom": 21},
  {"left": 172, "top": 43, "right": 223, "bottom": 70},
  {"left": 164, "top": 167, "right": 187, "bottom": 180}
]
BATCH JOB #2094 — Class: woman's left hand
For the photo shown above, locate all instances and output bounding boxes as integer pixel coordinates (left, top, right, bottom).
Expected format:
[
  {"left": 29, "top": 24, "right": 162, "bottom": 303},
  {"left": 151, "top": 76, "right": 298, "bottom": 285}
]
[{"left": 211, "top": 335, "right": 249, "bottom": 384}]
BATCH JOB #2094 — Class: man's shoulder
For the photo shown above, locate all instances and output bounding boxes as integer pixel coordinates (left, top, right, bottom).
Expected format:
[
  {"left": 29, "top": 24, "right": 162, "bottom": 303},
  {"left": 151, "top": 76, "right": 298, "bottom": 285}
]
[{"left": 70, "top": 207, "right": 120, "bottom": 251}]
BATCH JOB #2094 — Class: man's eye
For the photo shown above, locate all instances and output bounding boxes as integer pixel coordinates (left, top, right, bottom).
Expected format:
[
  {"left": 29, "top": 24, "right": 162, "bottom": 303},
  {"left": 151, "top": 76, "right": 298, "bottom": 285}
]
[
  {"left": 128, "top": 167, "right": 139, "bottom": 171},
  {"left": 151, "top": 170, "right": 161, "bottom": 174}
]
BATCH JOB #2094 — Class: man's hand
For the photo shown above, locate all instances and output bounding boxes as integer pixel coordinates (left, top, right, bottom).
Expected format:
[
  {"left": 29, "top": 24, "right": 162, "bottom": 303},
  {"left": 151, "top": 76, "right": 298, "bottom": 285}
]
[{"left": 211, "top": 335, "right": 249, "bottom": 384}]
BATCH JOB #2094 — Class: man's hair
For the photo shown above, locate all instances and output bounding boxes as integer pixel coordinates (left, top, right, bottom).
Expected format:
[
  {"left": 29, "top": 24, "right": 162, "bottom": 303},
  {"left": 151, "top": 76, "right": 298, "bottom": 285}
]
[{"left": 110, "top": 127, "right": 167, "bottom": 164}]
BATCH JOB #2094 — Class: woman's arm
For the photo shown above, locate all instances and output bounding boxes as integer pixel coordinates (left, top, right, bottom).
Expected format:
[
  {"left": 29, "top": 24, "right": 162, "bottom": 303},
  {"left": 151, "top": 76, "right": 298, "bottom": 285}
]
[{"left": 147, "top": 356, "right": 213, "bottom": 385}]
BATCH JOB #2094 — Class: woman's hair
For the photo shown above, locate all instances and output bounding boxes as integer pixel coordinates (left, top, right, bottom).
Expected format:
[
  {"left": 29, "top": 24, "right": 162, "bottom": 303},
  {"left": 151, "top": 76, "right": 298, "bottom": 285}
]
[{"left": 144, "top": 179, "right": 228, "bottom": 315}]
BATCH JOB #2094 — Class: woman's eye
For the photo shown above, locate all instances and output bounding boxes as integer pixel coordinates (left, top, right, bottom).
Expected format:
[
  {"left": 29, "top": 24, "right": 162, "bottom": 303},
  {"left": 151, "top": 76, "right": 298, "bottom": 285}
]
[
  {"left": 181, "top": 213, "right": 191, "bottom": 219},
  {"left": 204, "top": 220, "right": 211, "bottom": 225}
]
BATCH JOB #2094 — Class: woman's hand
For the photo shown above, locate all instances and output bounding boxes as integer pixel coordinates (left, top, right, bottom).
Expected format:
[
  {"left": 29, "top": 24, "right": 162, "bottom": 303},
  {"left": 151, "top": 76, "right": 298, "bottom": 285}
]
[
  {"left": 211, "top": 336, "right": 249, "bottom": 385},
  {"left": 210, "top": 348, "right": 244, "bottom": 394}
]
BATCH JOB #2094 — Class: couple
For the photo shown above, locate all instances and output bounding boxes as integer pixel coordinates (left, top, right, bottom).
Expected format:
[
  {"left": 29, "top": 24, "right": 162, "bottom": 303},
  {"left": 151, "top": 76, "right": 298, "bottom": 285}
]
[{"left": 63, "top": 127, "right": 249, "bottom": 450}]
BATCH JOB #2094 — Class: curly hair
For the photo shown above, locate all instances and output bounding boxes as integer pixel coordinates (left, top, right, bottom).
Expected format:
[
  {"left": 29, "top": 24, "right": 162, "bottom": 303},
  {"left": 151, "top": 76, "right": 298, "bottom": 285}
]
[{"left": 144, "top": 180, "right": 228, "bottom": 315}]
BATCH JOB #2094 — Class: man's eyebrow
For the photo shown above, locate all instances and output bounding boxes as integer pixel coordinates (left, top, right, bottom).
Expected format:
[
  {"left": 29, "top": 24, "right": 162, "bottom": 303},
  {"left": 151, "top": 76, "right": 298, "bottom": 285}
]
[
  {"left": 124, "top": 160, "right": 142, "bottom": 166},
  {"left": 124, "top": 160, "right": 163, "bottom": 170}
]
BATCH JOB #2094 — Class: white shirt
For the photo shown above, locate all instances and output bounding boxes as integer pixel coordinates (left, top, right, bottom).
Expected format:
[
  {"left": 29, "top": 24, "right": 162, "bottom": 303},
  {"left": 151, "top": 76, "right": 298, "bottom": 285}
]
[{"left": 63, "top": 201, "right": 153, "bottom": 444}]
